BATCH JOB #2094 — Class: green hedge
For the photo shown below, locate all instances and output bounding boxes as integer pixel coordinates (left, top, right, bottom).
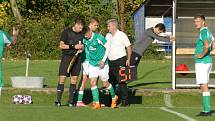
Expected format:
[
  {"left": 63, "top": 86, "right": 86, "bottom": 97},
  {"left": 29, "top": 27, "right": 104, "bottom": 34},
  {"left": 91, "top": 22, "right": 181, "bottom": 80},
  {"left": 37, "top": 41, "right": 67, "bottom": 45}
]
[{"left": 2, "top": 0, "right": 163, "bottom": 60}]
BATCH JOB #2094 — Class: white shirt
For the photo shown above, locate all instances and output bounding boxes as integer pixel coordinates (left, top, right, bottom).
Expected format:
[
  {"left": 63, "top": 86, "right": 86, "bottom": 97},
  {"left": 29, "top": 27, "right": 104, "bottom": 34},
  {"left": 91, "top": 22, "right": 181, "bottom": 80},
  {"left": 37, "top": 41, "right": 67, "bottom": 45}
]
[{"left": 106, "top": 30, "right": 131, "bottom": 61}]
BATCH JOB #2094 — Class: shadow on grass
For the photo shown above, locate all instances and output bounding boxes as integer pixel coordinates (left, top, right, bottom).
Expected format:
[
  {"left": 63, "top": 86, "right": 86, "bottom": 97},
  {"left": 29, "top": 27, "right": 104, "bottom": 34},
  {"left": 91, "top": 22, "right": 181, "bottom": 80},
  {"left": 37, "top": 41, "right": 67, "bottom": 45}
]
[
  {"left": 79, "top": 88, "right": 142, "bottom": 107},
  {"left": 211, "top": 110, "right": 215, "bottom": 114},
  {"left": 138, "top": 65, "right": 170, "bottom": 80},
  {"left": 129, "top": 81, "right": 171, "bottom": 88}
]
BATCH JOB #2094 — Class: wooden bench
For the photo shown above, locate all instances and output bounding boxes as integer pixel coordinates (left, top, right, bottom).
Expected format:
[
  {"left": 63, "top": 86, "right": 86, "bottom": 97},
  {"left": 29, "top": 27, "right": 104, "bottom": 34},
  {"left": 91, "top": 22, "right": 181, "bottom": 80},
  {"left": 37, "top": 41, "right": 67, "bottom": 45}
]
[
  {"left": 156, "top": 43, "right": 172, "bottom": 52},
  {"left": 176, "top": 48, "right": 215, "bottom": 55},
  {"left": 176, "top": 71, "right": 215, "bottom": 78}
]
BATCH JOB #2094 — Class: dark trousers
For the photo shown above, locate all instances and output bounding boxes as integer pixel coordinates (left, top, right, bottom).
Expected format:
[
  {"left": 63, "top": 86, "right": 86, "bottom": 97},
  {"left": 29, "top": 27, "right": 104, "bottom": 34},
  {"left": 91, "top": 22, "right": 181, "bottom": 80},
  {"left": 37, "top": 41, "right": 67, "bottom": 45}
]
[
  {"left": 130, "top": 51, "right": 142, "bottom": 67},
  {"left": 109, "top": 56, "right": 128, "bottom": 101}
]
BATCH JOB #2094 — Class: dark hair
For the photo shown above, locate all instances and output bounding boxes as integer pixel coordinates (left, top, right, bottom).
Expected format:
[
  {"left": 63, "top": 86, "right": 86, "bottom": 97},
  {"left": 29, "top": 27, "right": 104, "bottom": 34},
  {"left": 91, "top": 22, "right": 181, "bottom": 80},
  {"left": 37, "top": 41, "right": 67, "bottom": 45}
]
[
  {"left": 155, "top": 23, "right": 166, "bottom": 33},
  {"left": 72, "top": 16, "right": 85, "bottom": 27},
  {"left": 90, "top": 17, "right": 99, "bottom": 24},
  {"left": 82, "top": 26, "right": 91, "bottom": 35},
  {"left": 194, "top": 15, "right": 205, "bottom": 21}
]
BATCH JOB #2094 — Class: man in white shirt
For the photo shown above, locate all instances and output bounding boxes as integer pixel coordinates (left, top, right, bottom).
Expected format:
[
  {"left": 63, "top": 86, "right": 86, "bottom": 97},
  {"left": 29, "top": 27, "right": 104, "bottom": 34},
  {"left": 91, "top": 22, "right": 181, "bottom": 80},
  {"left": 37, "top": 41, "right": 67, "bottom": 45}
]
[{"left": 106, "top": 19, "right": 132, "bottom": 107}]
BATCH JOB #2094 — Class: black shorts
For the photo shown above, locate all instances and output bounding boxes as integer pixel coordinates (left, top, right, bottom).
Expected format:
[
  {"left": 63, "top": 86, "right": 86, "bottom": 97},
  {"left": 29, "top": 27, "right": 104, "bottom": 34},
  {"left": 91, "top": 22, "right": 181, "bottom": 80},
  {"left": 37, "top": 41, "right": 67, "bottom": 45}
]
[{"left": 58, "top": 54, "right": 81, "bottom": 77}]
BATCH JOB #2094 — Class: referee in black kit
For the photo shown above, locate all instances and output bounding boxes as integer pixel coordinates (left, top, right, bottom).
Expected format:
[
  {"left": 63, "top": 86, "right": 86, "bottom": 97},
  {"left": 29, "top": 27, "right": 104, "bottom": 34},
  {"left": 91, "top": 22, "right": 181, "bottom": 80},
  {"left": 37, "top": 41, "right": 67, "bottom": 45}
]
[{"left": 55, "top": 17, "right": 85, "bottom": 107}]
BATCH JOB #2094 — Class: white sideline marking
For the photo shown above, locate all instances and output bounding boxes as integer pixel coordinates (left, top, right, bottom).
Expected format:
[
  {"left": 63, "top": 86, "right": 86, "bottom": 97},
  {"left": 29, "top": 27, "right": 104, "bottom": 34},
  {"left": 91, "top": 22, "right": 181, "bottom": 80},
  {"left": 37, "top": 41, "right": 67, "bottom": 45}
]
[
  {"left": 164, "top": 93, "right": 174, "bottom": 108},
  {"left": 162, "top": 93, "right": 197, "bottom": 121},
  {"left": 160, "top": 107, "right": 197, "bottom": 121}
]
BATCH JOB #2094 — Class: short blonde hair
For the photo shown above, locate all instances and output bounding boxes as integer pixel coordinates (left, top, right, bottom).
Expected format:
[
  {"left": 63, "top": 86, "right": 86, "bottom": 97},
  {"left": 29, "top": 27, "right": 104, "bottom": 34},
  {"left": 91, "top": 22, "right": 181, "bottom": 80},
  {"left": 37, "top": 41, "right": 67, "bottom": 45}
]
[{"left": 89, "top": 17, "right": 99, "bottom": 24}]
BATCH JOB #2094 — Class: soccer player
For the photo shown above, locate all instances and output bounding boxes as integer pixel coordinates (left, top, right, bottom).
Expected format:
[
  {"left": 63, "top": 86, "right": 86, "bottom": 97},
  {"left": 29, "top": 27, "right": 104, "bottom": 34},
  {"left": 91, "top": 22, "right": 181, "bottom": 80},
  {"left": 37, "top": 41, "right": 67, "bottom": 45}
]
[
  {"left": 55, "top": 17, "right": 84, "bottom": 107},
  {"left": 106, "top": 19, "right": 132, "bottom": 106},
  {"left": 194, "top": 15, "right": 213, "bottom": 116},
  {"left": 76, "top": 17, "right": 100, "bottom": 107},
  {"left": 0, "top": 27, "right": 17, "bottom": 95},
  {"left": 82, "top": 26, "right": 118, "bottom": 109},
  {"left": 130, "top": 23, "right": 175, "bottom": 67}
]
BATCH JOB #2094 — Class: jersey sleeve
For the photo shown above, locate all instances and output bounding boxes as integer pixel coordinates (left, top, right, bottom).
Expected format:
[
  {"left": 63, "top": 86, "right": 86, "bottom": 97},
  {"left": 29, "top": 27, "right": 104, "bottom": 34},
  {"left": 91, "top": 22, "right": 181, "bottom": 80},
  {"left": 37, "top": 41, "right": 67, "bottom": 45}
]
[
  {"left": 146, "top": 29, "right": 170, "bottom": 42},
  {"left": 200, "top": 29, "right": 209, "bottom": 42},
  {"left": 122, "top": 33, "right": 131, "bottom": 47},
  {"left": 2, "top": 31, "right": 12, "bottom": 44},
  {"left": 60, "top": 29, "right": 68, "bottom": 43},
  {"left": 98, "top": 34, "right": 107, "bottom": 45}
]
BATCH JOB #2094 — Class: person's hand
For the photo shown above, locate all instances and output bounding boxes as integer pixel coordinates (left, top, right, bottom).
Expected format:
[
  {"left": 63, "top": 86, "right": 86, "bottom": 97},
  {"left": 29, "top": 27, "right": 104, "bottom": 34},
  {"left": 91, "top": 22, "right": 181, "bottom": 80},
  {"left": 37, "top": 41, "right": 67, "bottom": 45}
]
[
  {"left": 74, "top": 43, "right": 83, "bottom": 50},
  {"left": 126, "top": 59, "right": 130, "bottom": 67},
  {"left": 60, "top": 44, "right": 69, "bottom": 49},
  {"left": 170, "top": 35, "right": 175, "bottom": 42},
  {"left": 6, "top": 44, "right": 11, "bottom": 49},
  {"left": 78, "top": 48, "right": 83, "bottom": 53},
  {"left": 196, "top": 54, "right": 202, "bottom": 58},
  {"left": 99, "top": 61, "right": 105, "bottom": 69}
]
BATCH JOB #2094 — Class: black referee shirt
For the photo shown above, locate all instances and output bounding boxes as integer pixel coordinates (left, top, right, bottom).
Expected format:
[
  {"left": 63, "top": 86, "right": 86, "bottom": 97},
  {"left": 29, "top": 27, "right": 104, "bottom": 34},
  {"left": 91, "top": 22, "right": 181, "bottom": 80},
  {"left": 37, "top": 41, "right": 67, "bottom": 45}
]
[{"left": 60, "top": 27, "right": 83, "bottom": 56}]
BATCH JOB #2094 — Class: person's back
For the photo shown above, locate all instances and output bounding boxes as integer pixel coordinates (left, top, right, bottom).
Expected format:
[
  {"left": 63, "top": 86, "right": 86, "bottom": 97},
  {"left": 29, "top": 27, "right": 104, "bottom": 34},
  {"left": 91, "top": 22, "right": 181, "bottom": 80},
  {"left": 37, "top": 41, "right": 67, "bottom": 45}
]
[{"left": 132, "top": 28, "right": 155, "bottom": 56}]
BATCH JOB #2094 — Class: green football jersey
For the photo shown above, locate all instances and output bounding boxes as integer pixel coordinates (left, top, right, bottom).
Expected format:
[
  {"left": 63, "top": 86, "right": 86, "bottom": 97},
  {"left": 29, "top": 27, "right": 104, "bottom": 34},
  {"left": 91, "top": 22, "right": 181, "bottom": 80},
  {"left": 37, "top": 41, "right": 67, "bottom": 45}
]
[
  {"left": 194, "top": 27, "right": 213, "bottom": 63},
  {"left": 0, "top": 30, "right": 12, "bottom": 44},
  {"left": 83, "top": 32, "right": 107, "bottom": 67},
  {"left": 81, "top": 43, "right": 90, "bottom": 63}
]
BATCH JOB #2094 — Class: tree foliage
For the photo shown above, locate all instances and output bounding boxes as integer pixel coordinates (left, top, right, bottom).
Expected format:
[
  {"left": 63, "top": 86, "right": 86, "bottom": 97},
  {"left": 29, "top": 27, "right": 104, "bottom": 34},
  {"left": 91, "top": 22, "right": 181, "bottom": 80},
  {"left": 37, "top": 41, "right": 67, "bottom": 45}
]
[{"left": 1, "top": 0, "right": 151, "bottom": 59}]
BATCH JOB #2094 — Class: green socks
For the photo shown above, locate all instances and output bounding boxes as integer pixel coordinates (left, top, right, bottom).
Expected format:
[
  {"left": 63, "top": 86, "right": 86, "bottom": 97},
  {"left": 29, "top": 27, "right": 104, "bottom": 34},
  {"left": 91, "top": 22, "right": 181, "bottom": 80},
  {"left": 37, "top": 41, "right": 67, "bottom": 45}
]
[
  {"left": 77, "top": 91, "right": 84, "bottom": 102},
  {"left": 202, "top": 91, "right": 211, "bottom": 113},
  {"left": 91, "top": 86, "right": 99, "bottom": 103},
  {"left": 107, "top": 84, "right": 115, "bottom": 99}
]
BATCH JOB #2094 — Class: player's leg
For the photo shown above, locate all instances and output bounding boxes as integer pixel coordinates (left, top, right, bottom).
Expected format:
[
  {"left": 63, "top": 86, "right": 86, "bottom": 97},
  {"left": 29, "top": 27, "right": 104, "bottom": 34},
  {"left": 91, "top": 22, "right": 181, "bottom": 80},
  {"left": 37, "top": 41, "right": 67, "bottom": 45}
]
[
  {"left": 68, "top": 55, "right": 82, "bottom": 107},
  {"left": 77, "top": 74, "right": 88, "bottom": 107},
  {"left": 109, "top": 57, "right": 129, "bottom": 106},
  {"left": 130, "top": 51, "right": 142, "bottom": 67},
  {"left": 77, "top": 61, "right": 89, "bottom": 106},
  {"left": 100, "top": 65, "right": 118, "bottom": 108},
  {"left": 108, "top": 60, "right": 119, "bottom": 95},
  {"left": 89, "top": 65, "right": 100, "bottom": 109},
  {"left": 117, "top": 57, "right": 129, "bottom": 107},
  {"left": 196, "top": 63, "right": 212, "bottom": 116},
  {"left": 55, "top": 55, "right": 70, "bottom": 106}
]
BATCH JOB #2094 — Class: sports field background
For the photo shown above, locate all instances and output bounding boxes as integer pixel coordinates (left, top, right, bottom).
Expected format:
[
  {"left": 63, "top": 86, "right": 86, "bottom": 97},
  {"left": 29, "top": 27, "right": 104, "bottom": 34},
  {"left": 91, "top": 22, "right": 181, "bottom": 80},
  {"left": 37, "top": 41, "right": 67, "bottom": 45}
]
[
  {"left": 1, "top": 60, "right": 215, "bottom": 121},
  {"left": 2, "top": 59, "right": 172, "bottom": 89},
  {"left": 0, "top": 89, "right": 215, "bottom": 121}
]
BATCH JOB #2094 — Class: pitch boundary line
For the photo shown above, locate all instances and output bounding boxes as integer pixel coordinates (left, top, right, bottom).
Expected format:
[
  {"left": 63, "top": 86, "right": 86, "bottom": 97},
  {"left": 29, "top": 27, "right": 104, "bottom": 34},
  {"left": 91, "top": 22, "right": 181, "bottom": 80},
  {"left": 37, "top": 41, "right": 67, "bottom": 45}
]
[
  {"left": 161, "top": 93, "right": 197, "bottom": 121},
  {"left": 160, "top": 107, "right": 197, "bottom": 121}
]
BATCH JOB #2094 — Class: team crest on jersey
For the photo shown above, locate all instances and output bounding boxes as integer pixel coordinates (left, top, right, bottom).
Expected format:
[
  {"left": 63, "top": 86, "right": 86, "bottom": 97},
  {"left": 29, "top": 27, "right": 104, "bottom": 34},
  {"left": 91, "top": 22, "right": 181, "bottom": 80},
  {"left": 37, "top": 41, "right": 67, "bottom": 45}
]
[{"left": 89, "top": 46, "right": 96, "bottom": 50}]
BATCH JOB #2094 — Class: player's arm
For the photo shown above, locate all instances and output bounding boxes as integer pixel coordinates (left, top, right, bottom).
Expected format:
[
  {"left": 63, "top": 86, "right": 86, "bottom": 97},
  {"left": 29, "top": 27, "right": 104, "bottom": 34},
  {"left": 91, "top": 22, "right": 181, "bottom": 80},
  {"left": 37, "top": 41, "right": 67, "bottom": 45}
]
[
  {"left": 3, "top": 27, "right": 18, "bottom": 49},
  {"left": 196, "top": 40, "right": 209, "bottom": 58},
  {"left": 101, "top": 39, "right": 110, "bottom": 62},
  {"left": 211, "top": 35, "right": 215, "bottom": 50},
  {"left": 59, "top": 41, "right": 83, "bottom": 50},
  {"left": 123, "top": 33, "right": 132, "bottom": 66},
  {"left": 98, "top": 36, "right": 110, "bottom": 69},
  {"left": 126, "top": 46, "right": 132, "bottom": 66},
  {"left": 212, "top": 41, "right": 215, "bottom": 50},
  {"left": 148, "top": 30, "right": 175, "bottom": 42},
  {"left": 59, "top": 29, "right": 83, "bottom": 50}
]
